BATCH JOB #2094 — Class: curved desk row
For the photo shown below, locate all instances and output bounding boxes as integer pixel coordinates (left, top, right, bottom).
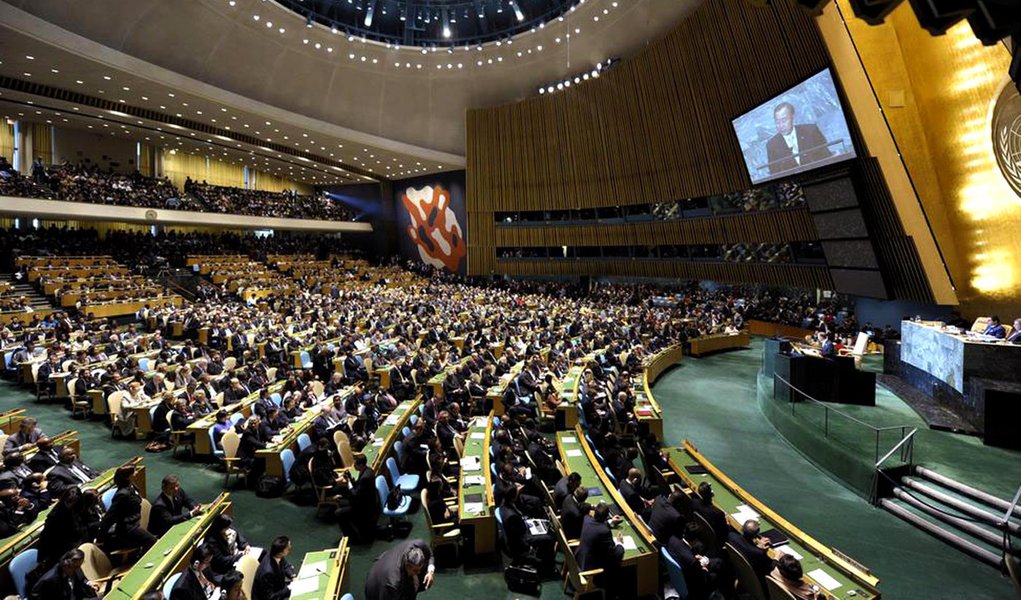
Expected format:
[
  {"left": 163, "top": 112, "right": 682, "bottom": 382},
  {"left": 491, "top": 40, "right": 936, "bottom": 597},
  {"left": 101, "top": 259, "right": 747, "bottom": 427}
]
[
  {"left": 666, "top": 440, "right": 881, "bottom": 599},
  {"left": 458, "top": 413, "right": 496, "bottom": 554},
  {"left": 360, "top": 396, "right": 423, "bottom": 474},
  {"left": 687, "top": 332, "right": 751, "bottom": 357},
  {"left": 106, "top": 492, "right": 232, "bottom": 599},
  {"left": 556, "top": 425, "right": 659, "bottom": 596}
]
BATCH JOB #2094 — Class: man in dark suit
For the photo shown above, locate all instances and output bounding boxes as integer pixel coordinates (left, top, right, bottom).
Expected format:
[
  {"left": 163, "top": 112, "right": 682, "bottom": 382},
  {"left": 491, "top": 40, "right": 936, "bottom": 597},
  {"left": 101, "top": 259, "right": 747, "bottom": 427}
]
[
  {"left": 498, "top": 487, "right": 556, "bottom": 570},
  {"left": 4, "top": 417, "right": 43, "bottom": 456},
  {"left": 765, "top": 102, "right": 833, "bottom": 175},
  {"left": 694, "top": 482, "right": 729, "bottom": 554},
  {"left": 46, "top": 448, "right": 99, "bottom": 497},
  {"left": 27, "top": 548, "right": 98, "bottom": 600},
  {"left": 253, "top": 536, "right": 295, "bottom": 600},
  {"left": 553, "top": 472, "right": 582, "bottom": 510},
  {"left": 364, "top": 539, "right": 434, "bottom": 600},
  {"left": 1008, "top": 319, "right": 1021, "bottom": 344},
  {"left": 27, "top": 436, "right": 63, "bottom": 473},
  {"left": 576, "top": 503, "right": 625, "bottom": 597},
  {"left": 984, "top": 315, "right": 1007, "bottom": 339},
  {"left": 618, "top": 468, "right": 654, "bottom": 517},
  {"left": 149, "top": 474, "right": 203, "bottom": 537},
  {"left": 170, "top": 544, "right": 222, "bottom": 600},
  {"left": 334, "top": 454, "right": 379, "bottom": 543},
  {"left": 727, "top": 519, "right": 775, "bottom": 586},
  {"left": 560, "top": 486, "right": 591, "bottom": 541},
  {"left": 666, "top": 522, "right": 725, "bottom": 600},
  {"left": 648, "top": 490, "right": 688, "bottom": 545}
]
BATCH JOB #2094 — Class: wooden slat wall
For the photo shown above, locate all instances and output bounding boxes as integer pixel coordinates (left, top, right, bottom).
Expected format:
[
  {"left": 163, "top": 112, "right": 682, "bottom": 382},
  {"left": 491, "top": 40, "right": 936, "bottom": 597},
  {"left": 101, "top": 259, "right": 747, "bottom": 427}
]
[
  {"left": 495, "top": 259, "right": 834, "bottom": 289},
  {"left": 494, "top": 208, "right": 818, "bottom": 248},
  {"left": 466, "top": 0, "right": 831, "bottom": 281}
]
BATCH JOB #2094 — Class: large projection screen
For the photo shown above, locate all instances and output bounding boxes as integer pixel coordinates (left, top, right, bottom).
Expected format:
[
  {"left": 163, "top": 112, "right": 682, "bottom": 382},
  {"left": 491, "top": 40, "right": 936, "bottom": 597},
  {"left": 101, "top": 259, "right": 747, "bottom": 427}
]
[{"left": 733, "top": 69, "right": 856, "bottom": 185}]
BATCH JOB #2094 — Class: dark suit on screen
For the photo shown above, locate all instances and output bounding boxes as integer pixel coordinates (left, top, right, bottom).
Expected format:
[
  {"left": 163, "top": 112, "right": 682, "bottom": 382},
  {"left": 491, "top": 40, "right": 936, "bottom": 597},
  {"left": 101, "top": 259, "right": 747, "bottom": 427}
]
[{"left": 766, "top": 123, "right": 833, "bottom": 175}]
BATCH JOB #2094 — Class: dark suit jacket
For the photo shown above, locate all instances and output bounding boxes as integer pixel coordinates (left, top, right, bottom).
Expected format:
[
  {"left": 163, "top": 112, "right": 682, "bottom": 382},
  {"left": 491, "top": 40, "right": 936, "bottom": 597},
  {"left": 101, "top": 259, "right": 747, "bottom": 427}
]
[
  {"left": 576, "top": 516, "right": 624, "bottom": 572},
  {"left": 648, "top": 496, "right": 685, "bottom": 545},
  {"left": 28, "top": 447, "right": 63, "bottom": 473},
  {"left": 46, "top": 462, "right": 97, "bottom": 497},
  {"left": 560, "top": 495, "right": 589, "bottom": 541},
  {"left": 765, "top": 123, "right": 833, "bottom": 175},
  {"left": 728, "top": 531, "right": 774, "bottom": 583},
  {"left": 252, "top": 552, "right": 295, "bottom": 600},
  {"left": 100, "top": 485, "right": 143, "bottom": 540},
  {"left": 693, "top": 498, "right": 729, "bottom": 552},
  {"left": 618, "top": 479, "right": 646, "bottom": 515},
  {"left": 364, "top": 539, "right": 433, "bottom": 600},
  {"left": 499, "top": 504, "right": 531, "bottom": 557},
  {"left": 149, "top": 489, "right": 198, "bottom": 536},
  {"left": 666, "top": 536, "right": 714, "bottom": 600},
  {"left": 28, "top": 564, "right": 98, "bottom": 600},
  {"left": 340, "top": 467, "right": 380, "bottom": 519},
  {"left": 170, "top": 567, "right": 221, "bottom": 600}
]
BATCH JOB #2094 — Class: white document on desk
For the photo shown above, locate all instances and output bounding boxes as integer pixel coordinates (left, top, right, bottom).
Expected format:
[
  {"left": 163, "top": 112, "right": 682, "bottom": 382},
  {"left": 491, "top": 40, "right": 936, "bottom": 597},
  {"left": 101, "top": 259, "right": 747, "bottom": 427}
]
[
  {"left": 562, "top": 436, "right": 577, "bottom": 444},
  {"left": 619, "top": 535, "right": 637, "bottom": 551},
  {"left": 460, "top": 456, "right": 481, "bottom": 471},
  {"left": 384, "top": 415, "right": 399, "bottom": 426},
  {"left": 296, "top": 560, "right": 327, "bottom": 581},
  {"left": 463, "top": 502, "right": 485, "bottom": 513},
  {"left": 731, "top": 504, "right": 760, "bottom": 524},
  {"left": 807, "top": 569, "right": 842, "bottom": 590},
  {"left": 773, "top": 545, "right": 803, "bottom": 561},
  {"left": 565, "top": 449, "right": 583, "bottom": 458},
  {"left": 470, "top": 432, "right": 486, "bottom": 440},
  {"left": 289, "top": 577, "right": 320, "bottom": 596},
  {"left": 463, "top": 475, "right": 485, "bottom": 486}
]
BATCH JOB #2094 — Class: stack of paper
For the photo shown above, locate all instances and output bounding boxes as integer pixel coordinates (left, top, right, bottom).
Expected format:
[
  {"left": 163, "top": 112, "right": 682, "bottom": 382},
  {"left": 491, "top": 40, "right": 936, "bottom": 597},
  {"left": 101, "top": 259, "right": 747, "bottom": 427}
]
[
  {"left": 807, "top": 569, "right": 841, "bottom": 590},
  {"left": 463, "top": 475, "right": 485, "bottom": 486},
  {"left": 463, "top": 502, "right": 485, "bottom": 513},
  {"left": 562, "top": 436, "right": 577, "bottom": 444},
  {"left": 470, "top": 432, "right": 486, "bottom": 440},
  {"left": 619, "top": 535, "right": 638, "bottom": 551},
  {"left": 460, "top": 456, "right": 482, "bottom": 471},
  {"left": 773, "top": 545, "right": 803, "bottom": 560},
  {"left": 730, "top": 504, "right": 760, "bottom": 524},
  {"left": 565, "top": 449, "right": 583, "bottom": 458}
]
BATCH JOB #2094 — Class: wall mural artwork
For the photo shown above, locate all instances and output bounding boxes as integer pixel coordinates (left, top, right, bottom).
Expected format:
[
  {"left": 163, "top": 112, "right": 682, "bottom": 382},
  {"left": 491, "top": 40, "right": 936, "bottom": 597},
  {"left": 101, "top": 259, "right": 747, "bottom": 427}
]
[{"left": 401, "top": 183, "right": 466, "bottom": 272}]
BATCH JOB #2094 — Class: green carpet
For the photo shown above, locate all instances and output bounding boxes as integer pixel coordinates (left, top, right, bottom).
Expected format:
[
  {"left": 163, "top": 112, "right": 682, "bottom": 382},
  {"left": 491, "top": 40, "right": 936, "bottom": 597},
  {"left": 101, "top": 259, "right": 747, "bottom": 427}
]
[{"left": 2, "top": 337, "right": 1018, "bottom": 599}]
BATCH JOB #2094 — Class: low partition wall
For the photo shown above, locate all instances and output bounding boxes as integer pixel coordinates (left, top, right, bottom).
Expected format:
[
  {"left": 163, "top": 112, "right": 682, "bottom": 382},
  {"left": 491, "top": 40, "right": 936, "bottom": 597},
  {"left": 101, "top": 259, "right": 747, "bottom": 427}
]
[
  {"left": 0, "top": 196, "right": 374, "bottom": 233},
  {"left": 757, "top": 342, "right": 914, "bottom": 498}
]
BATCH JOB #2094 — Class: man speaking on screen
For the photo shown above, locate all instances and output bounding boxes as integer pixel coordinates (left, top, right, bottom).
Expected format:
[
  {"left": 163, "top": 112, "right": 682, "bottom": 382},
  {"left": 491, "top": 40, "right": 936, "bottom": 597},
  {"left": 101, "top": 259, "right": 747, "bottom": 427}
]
[{"left": 765, "top": 102, "right": 833, "bottom": 175}]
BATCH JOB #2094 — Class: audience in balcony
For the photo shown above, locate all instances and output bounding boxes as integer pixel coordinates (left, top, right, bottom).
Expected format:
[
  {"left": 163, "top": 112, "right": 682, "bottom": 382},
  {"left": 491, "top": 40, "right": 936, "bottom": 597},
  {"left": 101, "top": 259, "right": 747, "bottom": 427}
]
[{"left": 0, "top": 160, "right": 355, "bottom": 221}]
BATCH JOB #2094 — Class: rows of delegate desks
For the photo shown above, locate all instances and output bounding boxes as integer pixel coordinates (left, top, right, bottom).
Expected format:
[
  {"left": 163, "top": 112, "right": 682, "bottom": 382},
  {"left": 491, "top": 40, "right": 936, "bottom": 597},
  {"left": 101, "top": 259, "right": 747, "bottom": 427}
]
[
  {"left": 458, "top": 413, "right": 496, "bottom": 555},
  {"left": 0, "top": 457, "right": 146, "bottom": 574},
  {"left": 667, "top": 441, "right": 881, "bottom": 599},
  {"left": 483, "top": 336, "right": 880, "bottom": 599},
  {"left": 105, "top": 491, "right": 350, "bottom": 599}
]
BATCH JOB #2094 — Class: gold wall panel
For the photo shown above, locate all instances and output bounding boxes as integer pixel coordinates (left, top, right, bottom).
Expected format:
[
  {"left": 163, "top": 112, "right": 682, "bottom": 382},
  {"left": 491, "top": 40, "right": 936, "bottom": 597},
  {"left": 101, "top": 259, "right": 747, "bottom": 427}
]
[{"left": 833, "top": 1, "right": 1015, "bottom": 315}]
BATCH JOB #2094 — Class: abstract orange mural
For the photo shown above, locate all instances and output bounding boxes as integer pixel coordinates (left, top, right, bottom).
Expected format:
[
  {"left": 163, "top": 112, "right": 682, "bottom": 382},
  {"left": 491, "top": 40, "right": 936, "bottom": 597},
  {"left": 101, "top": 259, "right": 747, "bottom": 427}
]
[{"left": 401, "top": 184, "right": 466, "bottom": 272}]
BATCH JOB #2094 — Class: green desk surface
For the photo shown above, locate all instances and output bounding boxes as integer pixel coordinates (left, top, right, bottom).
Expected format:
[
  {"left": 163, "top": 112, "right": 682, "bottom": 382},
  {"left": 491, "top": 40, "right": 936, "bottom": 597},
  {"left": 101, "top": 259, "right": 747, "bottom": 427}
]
[
  {"left": 560, "top": 366, "right": 584, "bottom": 404},
  {"left": 665, "top": 447, "right": 879, "bottom": 599},
  {"left": 106, "top": 495, "right": 230, "bottom": 599},
  {"left": 487, "top": 362, "right": 523, "bottom": 398},
  {"left": 556, "top": 431, "right": 655, "bottom": 561},
  {"left": 458, "top": 415, "right": 494, "bottom": 520},
  {"left": 289, "top": 546, "right": 345, "bottom": 600},
  {"left": 361, "top": 397, "right": 422, "bottom": 471}
]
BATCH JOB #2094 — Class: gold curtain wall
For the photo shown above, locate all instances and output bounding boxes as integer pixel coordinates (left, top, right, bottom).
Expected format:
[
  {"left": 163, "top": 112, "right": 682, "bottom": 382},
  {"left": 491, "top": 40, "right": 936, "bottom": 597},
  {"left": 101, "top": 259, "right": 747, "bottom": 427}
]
[
  {"left": 835, "top": 0, "right": 1015, "bottom": 316},
  {"left": 159, "top": 151, "right": 244, "bottom": 189},
  {"left": 30, "top": 123, "right": 53, "bottom": 165},
  {"left": 1, "top": 121, "right": 16, "bottom": 162},
  {"left": 251, "top": 169, "right": 313, "bottom": 195},
  {"left": 139, "top": 143, "right": 154, "bottom": 177}
]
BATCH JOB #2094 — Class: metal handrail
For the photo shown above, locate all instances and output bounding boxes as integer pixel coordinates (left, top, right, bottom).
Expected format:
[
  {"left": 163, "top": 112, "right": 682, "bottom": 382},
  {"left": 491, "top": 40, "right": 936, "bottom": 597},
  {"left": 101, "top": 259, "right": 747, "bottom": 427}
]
[
  {"left": 875, "top": 427, "right": 918, "bottom": 469},
  {"left": 773, "top": 373, "right": 910, "bottom": 432}
]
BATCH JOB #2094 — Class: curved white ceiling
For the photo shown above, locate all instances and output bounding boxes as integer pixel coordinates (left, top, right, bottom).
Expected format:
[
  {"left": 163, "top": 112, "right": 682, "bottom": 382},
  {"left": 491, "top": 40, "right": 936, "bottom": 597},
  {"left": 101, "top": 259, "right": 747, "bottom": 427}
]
[{"left": 0, "top": 0, "right": 699, "bottom": 158}]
